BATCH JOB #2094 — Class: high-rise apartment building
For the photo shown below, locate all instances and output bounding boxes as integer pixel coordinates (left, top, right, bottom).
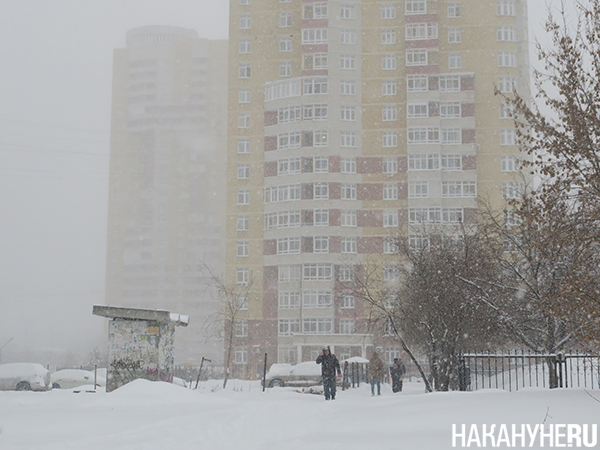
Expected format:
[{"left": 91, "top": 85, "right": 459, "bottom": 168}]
[
  {"left": 106, "top": 26, "right": 228, "bottom": 363},
  {"left": 227, "top": 0, "right": 529, "bottom": 375}
]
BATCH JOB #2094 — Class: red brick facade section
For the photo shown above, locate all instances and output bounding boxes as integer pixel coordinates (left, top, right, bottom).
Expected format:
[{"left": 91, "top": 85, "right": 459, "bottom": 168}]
[
  {"left": 329, "top": 182, "right": 341, "bottom": 200},
  {"left": 302, "top": 236, "right": 313, "bottom": 253},
  {"left": 264, "top": 161, "right": 277, "bottom": 177},
  {"left": 357, "top": 183, "right": 383, "bottom": 201},
  {"left": 357, "top": 157, "right": 381, "bottom": 174},
  {"left": 463, "top": 155, "right": 477, "bottom": 170},
  {"left": 462, "top": 129, "right": 477, "bottom": 144},
  {"left": 329, "top": 236, "right": 341, "bottom": 254},
  {"left": 329, "top": 155, "right": 341, "bottom": 173},
  {"left": 428, "top": 76, "right": 439, "bottom": 91},
  {"left": 462, "top": 103, "right": 475, "bottom": 117},
  {"left": 329, "top": 208, "right": 341, "bottom": 226},
  {"left": 358, "top": 237, "right": 383, "bottom": 254},
  {"left": 264, "top": 110, "right": 278, "bottom": 127},
  {"left": 429, "top": 101, "right": 440, "bottom": 117},
  {"left": 461, "top": 75, "right": 475, "bottom": 91},
  {"left": 302, "top": 131, "right": 313, "bottom": 147},
  {"left": 464, "top": 208, "right": 479, "bottom": 224},
  {"left": 398, "top": 182, "right": 408, "bottom": 200},
  {"left": 264, "top": 135, "right": 277, "bottom": 151},
  {"left": 302, "top": 209, "right": 314, "bottom": 226},
  {"left": 358, "top": 210, "right": 383, "bottom": 227},
  {"left": 302, "top": 182, "right": 314, "bottom": 200},
  {"left": 264, "top": 239, "right": 277, "bottom": 256}
]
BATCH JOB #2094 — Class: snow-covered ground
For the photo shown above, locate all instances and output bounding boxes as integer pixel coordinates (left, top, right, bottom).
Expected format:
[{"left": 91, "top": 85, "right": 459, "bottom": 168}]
[{"left": 0, "top": 379, "right": 598, "bottom": 449}]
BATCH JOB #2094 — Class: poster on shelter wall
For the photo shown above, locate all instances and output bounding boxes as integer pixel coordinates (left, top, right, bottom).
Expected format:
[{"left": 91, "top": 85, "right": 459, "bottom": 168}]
[{"left": 107, "top": 319, "right": 160, "bottom": 391}]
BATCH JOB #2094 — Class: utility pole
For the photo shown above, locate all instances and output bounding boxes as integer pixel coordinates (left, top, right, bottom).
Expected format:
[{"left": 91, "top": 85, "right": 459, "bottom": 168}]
[{"left": 0, "top": 337, "right": 14, "bottom": 364}]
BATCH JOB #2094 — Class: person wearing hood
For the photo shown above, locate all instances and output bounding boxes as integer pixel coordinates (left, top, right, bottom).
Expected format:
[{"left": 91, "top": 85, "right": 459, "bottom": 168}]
[
  {"left": 369, "top": 351, "right": 385, "bottom": 396},
  {"left": 316, "top": 346, "right": 341, "bottom": 400}
]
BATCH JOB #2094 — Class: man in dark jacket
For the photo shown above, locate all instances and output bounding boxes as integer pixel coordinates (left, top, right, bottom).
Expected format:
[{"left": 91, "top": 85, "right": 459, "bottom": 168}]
[
  {"left": 316, "top": 346, "right": 341, "bottom": 400},
  {"left": 390, "top": 357, "right": 406, "bottom": 393}
]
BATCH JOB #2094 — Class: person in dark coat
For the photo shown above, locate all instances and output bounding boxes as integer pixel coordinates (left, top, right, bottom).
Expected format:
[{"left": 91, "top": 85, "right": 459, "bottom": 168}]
[
  {"left": 316, "top": 346, "right": 341, "bottom": 400},
  {"left": 369, "top": 352, "right": 385, "bottom": 396},
  {"left": 390, "top": 357, "right": 406, "bottom": 393}
]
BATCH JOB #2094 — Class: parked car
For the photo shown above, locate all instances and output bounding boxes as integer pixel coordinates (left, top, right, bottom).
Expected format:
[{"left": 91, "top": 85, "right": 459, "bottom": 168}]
[
  {"left": 51, "top": 369, "right": 106, "bottom": 389},
  {"left": 0, "top": 363, "right": 52, "bottom": 391},
  {"left": 264, "top": 361, "right": 323, "bottom": 388}
]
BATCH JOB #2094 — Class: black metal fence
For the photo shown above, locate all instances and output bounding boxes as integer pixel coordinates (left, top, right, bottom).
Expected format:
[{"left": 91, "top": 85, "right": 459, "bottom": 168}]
[{"left": 459, "top": 351, "right": 600, "bottom": 392}]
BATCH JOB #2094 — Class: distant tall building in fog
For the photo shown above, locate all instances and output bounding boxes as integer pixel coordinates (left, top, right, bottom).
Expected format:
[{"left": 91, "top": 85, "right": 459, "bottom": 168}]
[
  {"left": 226, "top": 0, "right": 530, "bottom": 376},
  {"left": 106, "top": 26, "right": 228, "bottom": 363}
]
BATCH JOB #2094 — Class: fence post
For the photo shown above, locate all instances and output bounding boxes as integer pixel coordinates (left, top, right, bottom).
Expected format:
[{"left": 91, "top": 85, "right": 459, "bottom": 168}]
[{"left": 458, "top": 355, "right": 467, "bottom": 391}]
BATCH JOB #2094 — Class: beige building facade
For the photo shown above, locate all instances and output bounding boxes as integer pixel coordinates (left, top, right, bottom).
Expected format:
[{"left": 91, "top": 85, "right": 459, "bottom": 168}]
[
  {"left": 106, "top": 26, "right": 228, "bottom": 364},
  {"left": 227, "top": 0, "right": 529, "bottom": 376}
]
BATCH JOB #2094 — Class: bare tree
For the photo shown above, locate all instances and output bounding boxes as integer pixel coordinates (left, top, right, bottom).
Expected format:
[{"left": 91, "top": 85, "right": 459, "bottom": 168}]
[
  {"left": 202, "top": 265, "right": 253, "bottom": 389},
  {"left": 498, "top": 1, "right": 600, "bottom": 349}
]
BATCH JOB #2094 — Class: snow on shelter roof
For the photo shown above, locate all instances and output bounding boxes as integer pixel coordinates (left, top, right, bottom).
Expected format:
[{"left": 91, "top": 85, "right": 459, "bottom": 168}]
[{"left": 92, "top": 305, "right": 189, "bottom": 327}]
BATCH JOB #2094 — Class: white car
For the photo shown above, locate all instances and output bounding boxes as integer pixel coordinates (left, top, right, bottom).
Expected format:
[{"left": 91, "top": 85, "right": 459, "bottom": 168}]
[
  {"left": 264, "top": 362, "right": 323, "bottom": 388},
  {"left": 51, "top": 369, "right": 106, "bottom": 389},
  {"left": 0, "top": 363, "right": 52, "bottom": 391}
]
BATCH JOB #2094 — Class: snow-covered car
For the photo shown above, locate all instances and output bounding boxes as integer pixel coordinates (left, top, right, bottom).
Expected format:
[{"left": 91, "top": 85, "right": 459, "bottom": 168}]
[
  {"left": 51, "top": 369, "right": 106, "bottom": 389},
  {"left": 264, "top": 361, "right": 324, "bottom": 388},
  {"left": 0, "top": 363, "right": 52, "bottom": 391}
]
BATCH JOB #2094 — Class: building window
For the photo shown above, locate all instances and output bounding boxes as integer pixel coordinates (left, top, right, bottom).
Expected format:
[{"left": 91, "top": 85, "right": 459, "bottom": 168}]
[
  {"left": 238, "top": 113, "right": 250, "bottom": 129},
  {"left": 409, "top": 208, "right": 441, "bottom": 223},
  {"left": 237, "top": 215, "right": 249, "bottom": 231},
  {"left": 341, "top": 237, "right": 357, "bottom": 254},
  {"left": 304, "top": 53, "right": 328, "bottom": 70},
  {"left": 314, "top": 157, "right": 329, "bottom": 173},
  {"left": 498, "top": 51, "right": 517, "bottom": 67},
  {"left": 265, "top": 211, "right": 301, "bottom": 229},
  {"left": 382, "top": 79, "right": 397, "bottom": 96},
  {"left": 234, "top": 348, "right": 248, "bottom": 364},
  {"left": 279, "top": 37, "right": 292, "bottom": 52},
  {"left": 501, "top": 156, "right": 519, "bottom": 172},
  {"left": 303, "top": 318, "right": 333, "bottom": 335},
  {"left": 279, "top": 61, "right": 292, "bottom": 77},
  {"left": 448, "top": 2, "right": 460, "bottom": 17},
  {"left": 238, "top": 88, "right": 251, "bottom": 103},
  {"left": 442, "top": 155, "right": 462, "bottom": 170},
  {"left": 381, "top": 29, "right": 397, "bottom": 45},
  {"left": 302, "top": 28, "right": 328, "bottom": 44},
  {"left": 384, "top": 238, "right": 399, "bottom": 254},
  {"left": 341, "top": 183, "right": 356, "bottom": 200},
  {"left": 339, "top": 266, "right": 354, "bottom": 281},
  {"left": 408, "top": 154, "right": 440, "bottom": 170},
  {"left": 279, "top": 291, "right": 301, "bottom": 309},
  {"left": 277, "top": 132, "right": 301, "bottom": 149},
  {"left": 341, "top": 105, "right": 356, "bottom": 121},
  {"left": 384, "top": 263, "right": 399, "bottom": 281},
  {"left": 448, "top": 53, "right": 462, "bottom": 69},
  {"left": 409, "top": 236, "right": 430, "bottom": 251},
  {"left": 239, "top": 38, "right": 251, "bottom": 54},
  {"left": 239, "top": 14, "right": 251, "bottom": 29},
  {"left": 279, "top": 319, "right": 300, "bottom": 336},
  {"left": 382, "top": 4, "right": 396, "bottom": 19},
  {"left": 340, "top": 29, "right": 356, "bottom": 44},
  {"left": 405, "top": 0, "right": 426, "bottom": 15},
  {"left": 278, "top": 105, "right": 302, "bottom": 123},
  {"left": 408, "top": 127, "right": 439, "bottom": 144},
  {"left": 264, "top": 184, "right": 301, "bottom": 203},
  {"left": 313, "top": 236, "right": 329, "bottom": 254},
  {"left": 304, "top": 2, "right": 328, "bottom": 19},
  {"left": 237, "top": 189, "right": 250, "bottom": 205},
  {"left": 502, "top": 181, "right": 522, "bottom": 199},
  {"left": 383, "top": 210, "right": 399, "bottom": 227},
  {"left": 314, "top": 182, "right": 329, "bottom": 200},
  {"left": 303, "top": 78, "right": 328, "bottom": 95},
  {"left": 277, "top": 237, "right": 301, "bottom": 255},
  {"left": 383, "top": 183, "right": 398, "bottom": 200},
  {"left": 442, "top": 128, "right": 462, "bottom": 145},
  {"left": 340, "top": 319, "right": 355, "bottom": 335},
  {"left": 500, "top": 103, "right": 515, "bottom": 119},
  {"left": 498, "top": 77, "right": 517, "bottom": 93},
  {"left": 382, "top": 54, "right": 397, "bottom": 70},
  {"left": 382, "top": 132, "right": 398, "bottom": 148},
  {"left": 341, "top": 157, "right": 356, "bottom": 173},
  {"left": 340, "top": 131, "right": 356, "bottom": 148},
  {"left": 237, "top": 163, "right": 250, "bottom": 179},
  {"left": 407, "top": 75, "right": 428, "bottom": 92},
  {"left": 497, "top": 1, "right": 515, "bottom": 16},
  {"left": 240, "top": 0, "right": 250, "bottom": 4},
  {"left": 314, "top": 209, "right": 329, "bottom": 226},
  {"left": 303, "top": 263, "right": 333, "bottom": 281},
  {"left": 340, "top": 4, "right": 355, "bottom": 19},
  {"left": 341, "top": 294, "right": 355, "bottom": 308},
  {"left": 239, "top": 63, "right": 251, "bottom": 79},
  {"left": 497, "top": 26, "right": 516, "bottom": 41},
  {"left": 236, "top": 267, "right": 249, "bottom": 285},
  {"left": 440, "top": 102, "right": 461, "bottom": 118},
  {"left": 382, "top": 157, "right": 398, "bottom": 175},
  {"left": 277, "top": 157, "right": 301, "bottom": 175},
  {"left": 302, "top": 291, "right": 332, "bottom": 308},
  {"left": 303, "top": 104, "right": 328, "bottom": 121},
  {"left": 341, "top": 210, "right": 357, "bottom": 227},
  {"left": 235, "top": 320, "right": 248, "bottom": 337},
  {"left": 407, "top": 101, "right": 428, "bottom": 118},
  {"left": 501, "top": 129, "right": 517, "bottom": 145},
  {"left": 442, "top": 181, "right": 477, "bottom": 198},
  {"left": 382, "top": 105, "right": 397, "bottom": 121},
  {"left": 448, "top": 27, "right": 461, "bottom": 43},
  {"left": 340, "top": 54, "right": 356, "bottom": 70},
  {"left": 313, "top": 130, "right": 329, "bottom": 147},
  {"left": 238, "top": 138, "right": 250, "bottom": 154},
  {"left": 405, "top": 23, "right": 438, "bottom": 40},
  {"left": 341, "top": 80, "right": 355, "bottom": 95},
  {"left": 443, "top": 209, "right": 464, "bottom": 224},
  {"left": 279, "top": 265, "right": 301, "bottom": 282},
  {"left": 406, "top": 49, "right": 428, "bottom": 66},
  {"left": 279, "top": 12, "right": 292, "bottom": 27},
  {"left": 439, "top": 75, "right": 461, "bottom": 92}
]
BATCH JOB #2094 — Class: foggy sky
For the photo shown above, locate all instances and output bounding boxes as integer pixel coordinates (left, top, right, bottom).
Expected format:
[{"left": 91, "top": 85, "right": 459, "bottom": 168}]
[{"left": 0, "top": 0, "right": 577, "bottom": 366}]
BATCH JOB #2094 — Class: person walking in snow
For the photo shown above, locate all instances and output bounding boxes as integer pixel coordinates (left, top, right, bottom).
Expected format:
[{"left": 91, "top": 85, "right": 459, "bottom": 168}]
[
  {"left": 390, "top": 357, "right": 406, "bottom": 393},
  {"left": 369, "top": 351, "right": 385, "bottom": 396},
  {"left": 316, "top": 346, "right": 341, "bottom": 400}
]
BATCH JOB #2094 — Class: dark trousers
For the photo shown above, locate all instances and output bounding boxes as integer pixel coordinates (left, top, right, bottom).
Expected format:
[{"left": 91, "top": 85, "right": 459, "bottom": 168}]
[
  {"left": 392, "top": 376, "right": 403, "bottom": 393},
  {"left": 323, "top": 376, "right": 336, "bottom": 399}
]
